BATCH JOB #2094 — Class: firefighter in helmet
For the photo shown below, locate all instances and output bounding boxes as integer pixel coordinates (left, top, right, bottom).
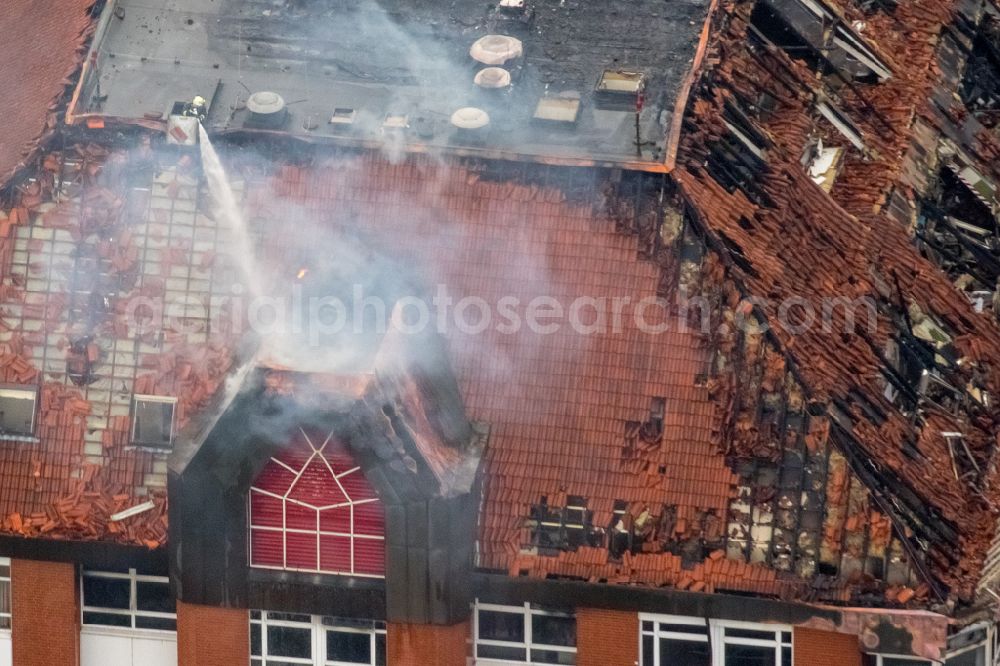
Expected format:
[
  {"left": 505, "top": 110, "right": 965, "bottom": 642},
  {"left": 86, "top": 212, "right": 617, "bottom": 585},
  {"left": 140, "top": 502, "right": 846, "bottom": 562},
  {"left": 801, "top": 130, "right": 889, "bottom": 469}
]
[{"left": 183, "top": 95, "right": 208, "bottom": 122}]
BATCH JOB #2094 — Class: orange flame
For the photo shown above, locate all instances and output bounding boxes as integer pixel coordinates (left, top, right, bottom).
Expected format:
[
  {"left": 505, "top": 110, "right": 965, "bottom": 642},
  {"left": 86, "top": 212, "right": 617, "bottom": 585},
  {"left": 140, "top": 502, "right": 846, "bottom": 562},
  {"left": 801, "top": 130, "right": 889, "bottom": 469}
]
[{"left": 296, "top": 268, "right": 308, "bottom": 280}]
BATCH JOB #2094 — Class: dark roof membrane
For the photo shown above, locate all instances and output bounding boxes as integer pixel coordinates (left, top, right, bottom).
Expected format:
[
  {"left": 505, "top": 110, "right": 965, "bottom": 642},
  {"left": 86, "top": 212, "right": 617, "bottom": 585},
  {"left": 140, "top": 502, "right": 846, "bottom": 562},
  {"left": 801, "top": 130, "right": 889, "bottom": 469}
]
[{"left": 74, "top": 0, "right": 711, "bottom": 166}]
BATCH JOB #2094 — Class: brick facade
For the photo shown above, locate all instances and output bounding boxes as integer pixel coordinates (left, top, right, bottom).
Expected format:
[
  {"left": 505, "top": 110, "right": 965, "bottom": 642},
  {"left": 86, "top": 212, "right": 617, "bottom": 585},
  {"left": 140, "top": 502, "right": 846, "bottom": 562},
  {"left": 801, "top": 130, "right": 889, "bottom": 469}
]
[
  {"left": 176, "top": 600, "right": 249, "bottom": 666},
  {"left": 11, "top": 558, "right": 79, "bottom": 666},
  {"left": 387, "top": 620, "right": 470, "bottom": 666},
  {"left": 576, "top": 608, "right": 639, "bottom": 666},
  {"left": 794, "top": 627, "right": 862, "bottom": 666}
]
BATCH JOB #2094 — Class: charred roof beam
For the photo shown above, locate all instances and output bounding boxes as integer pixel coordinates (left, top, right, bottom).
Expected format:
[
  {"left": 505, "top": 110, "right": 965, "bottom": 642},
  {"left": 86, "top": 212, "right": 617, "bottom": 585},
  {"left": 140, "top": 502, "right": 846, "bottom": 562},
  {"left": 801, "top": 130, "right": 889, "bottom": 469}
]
[
  {"left": 828, "top": 424, "right": 951, "bottom": 602},
  {"left": 761, "top": 0, "right": 893, "bottom": 81},
  {"left": 747, "top": 4, "right": 897, "bottom": 136}
]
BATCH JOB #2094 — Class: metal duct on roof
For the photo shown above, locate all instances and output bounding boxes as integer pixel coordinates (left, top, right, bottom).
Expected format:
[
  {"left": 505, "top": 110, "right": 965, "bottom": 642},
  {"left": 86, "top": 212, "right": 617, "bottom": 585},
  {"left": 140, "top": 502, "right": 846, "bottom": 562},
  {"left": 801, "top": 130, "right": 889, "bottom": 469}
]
[{"left": 469, "top": 35, "right": 523, "bottom": 66}]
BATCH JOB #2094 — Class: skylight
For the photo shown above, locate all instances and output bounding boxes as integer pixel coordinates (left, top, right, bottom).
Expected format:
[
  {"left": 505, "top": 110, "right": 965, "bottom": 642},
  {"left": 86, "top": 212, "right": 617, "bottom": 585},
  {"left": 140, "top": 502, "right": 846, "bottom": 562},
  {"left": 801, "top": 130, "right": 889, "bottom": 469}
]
[
  {"left": 596, "top": 69, "right": 646, "bottom": 95},
  {"left": 382, "top": 114, "right": 409, "bottom": 131},
  {"left": 533, "top": 95, "right": 580, "bottom": 124},
  {"left": 0, "top": 386, "right": 37, "bottom": 441},
  {"left": 329, "top": 107, "right": 356, "bottom": 127}
]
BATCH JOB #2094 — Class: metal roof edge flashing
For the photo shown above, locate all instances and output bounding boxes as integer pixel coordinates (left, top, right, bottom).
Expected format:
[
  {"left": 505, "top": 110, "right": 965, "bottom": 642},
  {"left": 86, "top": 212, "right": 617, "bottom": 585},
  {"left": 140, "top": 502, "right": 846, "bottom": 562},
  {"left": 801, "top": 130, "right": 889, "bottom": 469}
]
[
  {"left": 665, "top": 0, "right": 722, "bottom": 172},
  {"left": 66, "top": 0, "right": 118, "bottom": 126}
]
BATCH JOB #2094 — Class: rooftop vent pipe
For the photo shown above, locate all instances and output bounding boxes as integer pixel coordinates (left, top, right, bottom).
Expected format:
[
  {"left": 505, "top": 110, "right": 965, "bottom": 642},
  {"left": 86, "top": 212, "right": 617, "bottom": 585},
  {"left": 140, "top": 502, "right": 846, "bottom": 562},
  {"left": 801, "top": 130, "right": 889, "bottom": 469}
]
[
  {"left": 474, "top": 67, "right": 512, "bottom": 89},
  {"left": 245, "top": 91, "right": 288, "bottom": 129}
]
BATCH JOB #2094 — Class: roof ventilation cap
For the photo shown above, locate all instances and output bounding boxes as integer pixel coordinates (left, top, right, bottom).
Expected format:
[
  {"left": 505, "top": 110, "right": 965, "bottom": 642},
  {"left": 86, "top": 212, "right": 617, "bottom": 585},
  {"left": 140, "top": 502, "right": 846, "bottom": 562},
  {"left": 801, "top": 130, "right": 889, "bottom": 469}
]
[
  {"left": 474, "top": 67, "right": 512, "bottom": 89},
  {"left": 247, "top": 91, "right": 285, "bottom": 115},
  {"left": 450, "top": 107, "right": 490, "bottom": 130},
  {"left": 470, "top": 35, "right": 523, "bottom": 66},
  {"left": 245, "top": 91, "right": 288, "bottom": 128}
]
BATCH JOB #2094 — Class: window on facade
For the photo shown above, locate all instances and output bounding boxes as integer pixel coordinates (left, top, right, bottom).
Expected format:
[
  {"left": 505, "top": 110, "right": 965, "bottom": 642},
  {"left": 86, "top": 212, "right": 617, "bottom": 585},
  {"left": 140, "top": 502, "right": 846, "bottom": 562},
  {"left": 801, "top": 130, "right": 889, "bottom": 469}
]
[
  {"left": 474, "top": 601, "right": 577, "bottom": 665},
  {"left": 250, "top": 611, "right": 386, "bottom": 666},
  {"left": 131, "top": 395, "right": 176, "bottom": 449},
  {"left": 722, "top": 624, "right": 792, "bottom": 666},
  {"left": 640, "top": 616, "right": 792, "bottom": 666},
  {"left": 0, "top": 386, "right": 37, "bottom": 440},
  {"left": 0, "top": 558, "right": 10, "bottom": 630},
  {"left": 81, "top": 568, "right": 175, "bottom": 631},
  {"left": 945, "top": 647, "right": 986, "bottom": 666},
  {"left": 640, "top": 616, "right": 710, "bottom": 666},
  {"left": 943, "top": 622, "right": 991, "bottom": 666},
  {"left": 249, "top": 427, "right": 385, "bottom": 577}
]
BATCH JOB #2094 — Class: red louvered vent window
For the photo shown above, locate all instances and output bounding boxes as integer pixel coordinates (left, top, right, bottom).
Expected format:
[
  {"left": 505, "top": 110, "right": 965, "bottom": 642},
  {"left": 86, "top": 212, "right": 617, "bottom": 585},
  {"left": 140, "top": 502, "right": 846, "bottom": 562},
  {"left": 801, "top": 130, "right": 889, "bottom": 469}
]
[{"left": 249, "top": 427, "right": 385, "bottom": 577}]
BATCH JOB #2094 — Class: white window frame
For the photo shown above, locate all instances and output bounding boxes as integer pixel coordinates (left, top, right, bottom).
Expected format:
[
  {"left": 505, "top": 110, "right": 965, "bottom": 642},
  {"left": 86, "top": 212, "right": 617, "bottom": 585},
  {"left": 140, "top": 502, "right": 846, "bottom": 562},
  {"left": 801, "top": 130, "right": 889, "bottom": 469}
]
[
  {"left": 640, "top": 614, "right": 710, "bottom": 666},
  {"left": 866, "top": 656, "right": 932, "bottom": 666},
  {"left": 130, "top": 395, "right": 177, "bottom": 449},
  {"left": 80, "top": 568, "right": 175, "bottom": 632},
  {"left": 0, "top": 557, "right": 10, "bottom": 632},
  {"left": 639, "top": 614, "right": 793, "bottom": 666},
  {"left": 250, "top": 611, "right": 386, "bottom": 666},
  {"left": 718, "top": 620, "right": 793, "bottom": 666},
  {"left": 0, "top": 386, "right": 39, "bottom": 442},
  {"left": 473, "top": 601, "right": 577, "bottom": 665},
  {"left": 248, "top": 428, "right": 385, "bottom": 579},
  {"left": 941, "top": 620, "right": 994, "bottom": 665}
]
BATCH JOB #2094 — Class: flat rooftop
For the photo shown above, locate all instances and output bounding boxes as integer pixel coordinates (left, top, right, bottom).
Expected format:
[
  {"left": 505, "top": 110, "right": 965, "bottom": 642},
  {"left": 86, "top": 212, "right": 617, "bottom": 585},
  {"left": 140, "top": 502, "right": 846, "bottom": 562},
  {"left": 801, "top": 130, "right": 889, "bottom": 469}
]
[{"left": 72, "top": 0, "right": 711, "bottom": 169}]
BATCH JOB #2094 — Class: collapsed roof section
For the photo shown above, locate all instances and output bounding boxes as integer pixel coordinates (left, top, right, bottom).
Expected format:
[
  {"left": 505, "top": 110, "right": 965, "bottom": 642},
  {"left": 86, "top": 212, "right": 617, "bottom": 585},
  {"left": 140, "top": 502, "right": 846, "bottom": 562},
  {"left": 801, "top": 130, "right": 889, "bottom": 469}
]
[
  {"left": 68, "top": 0, "right": 712, "bottom": 169},
  {"left": 247, "top": 154, "right": 941, "bottom": 619},
  {"left": 1, "top": 0, "right": 999, "bottom": 633},
  {"left": 672, "top": 0, "right": 1000, "bottom": 601},
  {"left": 0, "top": 132, "right": 971, "bottom": 624}
]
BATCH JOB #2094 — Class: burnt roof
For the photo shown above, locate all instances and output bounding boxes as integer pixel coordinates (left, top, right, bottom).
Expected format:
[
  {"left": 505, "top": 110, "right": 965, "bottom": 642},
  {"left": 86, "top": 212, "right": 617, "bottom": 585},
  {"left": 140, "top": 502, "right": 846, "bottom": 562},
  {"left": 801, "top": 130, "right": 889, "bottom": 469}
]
[
  {"left": 71, "top": 0, "right": 711, "bottom": 168},
  {"left": 675, "top": 0, "right": 1000, "bottom": 602},
  {"left": 0, "top": 0, "right": 94, "bottom": 185}
]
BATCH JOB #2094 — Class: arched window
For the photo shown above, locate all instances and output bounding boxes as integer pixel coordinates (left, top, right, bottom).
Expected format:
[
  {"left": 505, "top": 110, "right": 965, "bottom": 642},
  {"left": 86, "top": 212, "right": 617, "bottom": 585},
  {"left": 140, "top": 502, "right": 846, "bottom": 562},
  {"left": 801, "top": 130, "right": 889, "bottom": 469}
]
[{"left": 249, "top": 428, "right": 385, "bottom": 577}]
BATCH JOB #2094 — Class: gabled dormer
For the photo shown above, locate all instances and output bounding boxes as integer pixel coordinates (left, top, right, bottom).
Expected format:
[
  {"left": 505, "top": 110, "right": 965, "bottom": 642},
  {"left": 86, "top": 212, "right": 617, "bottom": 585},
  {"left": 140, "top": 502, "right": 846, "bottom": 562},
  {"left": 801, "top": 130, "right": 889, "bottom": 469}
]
[{"left": 168, "top": 306, "right": 486, "bottom": 625}]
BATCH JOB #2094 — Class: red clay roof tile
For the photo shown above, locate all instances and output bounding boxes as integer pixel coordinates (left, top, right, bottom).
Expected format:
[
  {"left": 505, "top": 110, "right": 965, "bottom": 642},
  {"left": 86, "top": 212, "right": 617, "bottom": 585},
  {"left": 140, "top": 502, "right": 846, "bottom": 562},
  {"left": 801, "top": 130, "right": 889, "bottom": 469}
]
[{"left": 0, "top": 0, "right": 95, "bottom": 183}]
